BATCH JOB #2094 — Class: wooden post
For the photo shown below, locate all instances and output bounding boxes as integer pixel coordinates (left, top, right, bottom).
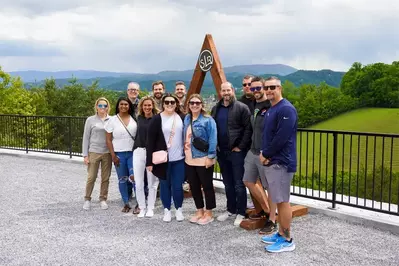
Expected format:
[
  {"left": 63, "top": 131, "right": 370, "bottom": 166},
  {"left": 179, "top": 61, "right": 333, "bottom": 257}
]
[{"left": 185, "top": 34, "right": 227, "bottom": 106}]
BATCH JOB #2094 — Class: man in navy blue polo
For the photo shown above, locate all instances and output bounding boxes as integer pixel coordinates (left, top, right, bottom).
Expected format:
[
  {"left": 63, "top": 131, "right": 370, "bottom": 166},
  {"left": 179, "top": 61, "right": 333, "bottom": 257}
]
[{"left": 259, "top": 76, "right": 298, "bottom": 253}]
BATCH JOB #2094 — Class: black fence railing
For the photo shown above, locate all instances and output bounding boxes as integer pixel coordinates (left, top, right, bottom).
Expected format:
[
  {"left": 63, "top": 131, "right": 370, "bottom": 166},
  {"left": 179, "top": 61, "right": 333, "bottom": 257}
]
[{"left": 1, "top": 115, "right": 398, "bottom": 216}]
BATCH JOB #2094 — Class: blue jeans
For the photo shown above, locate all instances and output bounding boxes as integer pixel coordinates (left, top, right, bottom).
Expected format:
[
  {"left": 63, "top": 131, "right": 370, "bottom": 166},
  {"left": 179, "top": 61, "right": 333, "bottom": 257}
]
[
  {"left": 159, "top": 159, "right": 185, "bottom": 210},
  {"left": 217, "top": 150, "right": 247, "bottom": 216},
  {"left": 114, "top": 151, "right": 135, "bottom": 204}
]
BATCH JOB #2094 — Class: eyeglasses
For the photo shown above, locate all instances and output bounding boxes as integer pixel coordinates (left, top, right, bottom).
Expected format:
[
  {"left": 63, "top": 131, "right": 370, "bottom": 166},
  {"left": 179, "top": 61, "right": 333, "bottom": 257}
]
[
  {"left": 242, "top": 83, "right": 251, "bottom": 87},
  {"left": 164, "top": 100, "right": 176, "bottom": 105},
  {"left": 264, "top": 85, "right": 279, "bottom": 91},
  {"left": 189, "top": 101, "right": 202, "bottom": 106},
  {"left": 250, "top": 86, "right": 263, "bottom": 92},
  {"left": 98, "top": 104, "right": 108, "bottom": 108},
  {"left": 127, "top": 89, "right": 138, "bottom": 92}
]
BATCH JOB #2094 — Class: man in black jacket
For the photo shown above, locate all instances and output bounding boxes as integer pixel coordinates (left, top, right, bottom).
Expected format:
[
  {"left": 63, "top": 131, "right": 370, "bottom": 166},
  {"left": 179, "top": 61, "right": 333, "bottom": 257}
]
[{"left": 211, "top": 81, "right": 252, "bottom": 227}]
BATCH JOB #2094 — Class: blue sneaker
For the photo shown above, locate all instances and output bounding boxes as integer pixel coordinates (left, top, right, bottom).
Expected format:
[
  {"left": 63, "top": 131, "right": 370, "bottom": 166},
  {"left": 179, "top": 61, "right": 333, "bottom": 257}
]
[
  {"left": 261, "top": 232, "right": 283, "bottom": 244},
  {"left": 265, "top": 238, "right": 296, "bottom": 253}
]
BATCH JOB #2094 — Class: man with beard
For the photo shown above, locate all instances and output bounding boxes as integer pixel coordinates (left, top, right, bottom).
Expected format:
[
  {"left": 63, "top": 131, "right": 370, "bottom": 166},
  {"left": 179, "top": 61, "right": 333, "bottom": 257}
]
[
  {"left": 174, "top": 81, "right": 187, "bottom": 112},
  {"left": 239, "top": 75, "right": 255, "bottom": 113},
  {"left": 243, "top": 76, "right": 277, "bottom": 234},
  {"left": 127, "top": 82, "right": 140, "bottom": 115},
  {"left": 152, "top": 80, "right": 165, "bottom": 111},
  {"left": 211, "top": 82, "right": 252, "bottom": 227},
  {"left": 260, "top": 76, "right": 298, "bottom": 253}
]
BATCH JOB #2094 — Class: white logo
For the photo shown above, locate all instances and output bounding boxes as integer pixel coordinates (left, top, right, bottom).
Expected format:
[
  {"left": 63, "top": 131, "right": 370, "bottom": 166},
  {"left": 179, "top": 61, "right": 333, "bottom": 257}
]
[
  {"left": 199, "top": 50, "right": 214, "bottom": 72},
  {"left": 283, "top": 117, "right": 289, "bottom": 120}
]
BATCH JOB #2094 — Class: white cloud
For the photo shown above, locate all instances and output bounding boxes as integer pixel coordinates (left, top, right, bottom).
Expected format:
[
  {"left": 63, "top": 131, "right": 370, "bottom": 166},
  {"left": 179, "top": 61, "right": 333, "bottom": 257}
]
[{"left": 0, "top": 0, "right": 398, "bottom": 73}]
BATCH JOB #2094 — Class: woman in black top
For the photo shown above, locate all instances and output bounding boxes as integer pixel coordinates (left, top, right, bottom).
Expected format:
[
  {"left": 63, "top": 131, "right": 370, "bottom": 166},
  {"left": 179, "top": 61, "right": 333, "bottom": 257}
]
[{"left": 133, "top": 96, "right": 160, "bottom": 218}]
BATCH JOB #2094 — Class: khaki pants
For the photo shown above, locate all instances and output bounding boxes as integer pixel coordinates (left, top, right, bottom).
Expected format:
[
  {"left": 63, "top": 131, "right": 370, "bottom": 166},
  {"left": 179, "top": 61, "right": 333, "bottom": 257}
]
[{"left": 84, "top": 152, "right": 112, "bottom": 201}]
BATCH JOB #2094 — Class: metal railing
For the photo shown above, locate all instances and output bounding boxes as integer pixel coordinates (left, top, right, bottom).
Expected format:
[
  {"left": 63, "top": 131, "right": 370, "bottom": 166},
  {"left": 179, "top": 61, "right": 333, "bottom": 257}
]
[{"left": 1, "top": 114, "right": 398, "bottom": 216}]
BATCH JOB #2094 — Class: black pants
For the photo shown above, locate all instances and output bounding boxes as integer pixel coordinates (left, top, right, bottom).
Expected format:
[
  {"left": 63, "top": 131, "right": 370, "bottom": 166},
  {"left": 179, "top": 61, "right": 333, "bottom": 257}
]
[{"left": 186, "top": 164, "right": 216, "bottom": 210}]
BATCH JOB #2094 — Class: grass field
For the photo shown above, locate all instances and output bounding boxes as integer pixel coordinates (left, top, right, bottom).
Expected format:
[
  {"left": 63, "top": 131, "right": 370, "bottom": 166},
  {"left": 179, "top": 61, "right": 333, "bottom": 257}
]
[
  {"left": 308, "top": 108, "right": 399, "bottom": 134},
  {"left": 294, "top": 108, "right": 399, "bottom": 204}
]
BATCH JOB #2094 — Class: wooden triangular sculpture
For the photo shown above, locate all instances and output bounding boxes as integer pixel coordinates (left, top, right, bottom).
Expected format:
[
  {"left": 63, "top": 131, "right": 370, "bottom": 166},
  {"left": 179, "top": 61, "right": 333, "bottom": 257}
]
[{"left": 185, "top": 34, "right": 227, "bottom": 106}]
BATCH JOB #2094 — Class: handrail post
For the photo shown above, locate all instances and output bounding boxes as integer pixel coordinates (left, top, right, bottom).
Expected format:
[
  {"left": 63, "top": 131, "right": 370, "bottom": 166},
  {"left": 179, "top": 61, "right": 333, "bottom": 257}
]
[
  {"left": 24, "top": 116, "right": 28, "bottom": 154},
  {"left": 330, "top": 132, "right": 338, "bottom": 209},
  {"left": 68, "top": 118, "right": 72, "bottom": 158}
]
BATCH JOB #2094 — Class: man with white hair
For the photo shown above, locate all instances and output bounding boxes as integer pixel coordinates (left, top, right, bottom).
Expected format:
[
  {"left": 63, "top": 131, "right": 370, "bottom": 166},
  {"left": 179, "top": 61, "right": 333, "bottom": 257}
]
[
  {"left": 211, "top": 82, "right": 252, "bottom": 227},
  {"left": 127, "top": 81, "right": 140, "bottom": 115}
]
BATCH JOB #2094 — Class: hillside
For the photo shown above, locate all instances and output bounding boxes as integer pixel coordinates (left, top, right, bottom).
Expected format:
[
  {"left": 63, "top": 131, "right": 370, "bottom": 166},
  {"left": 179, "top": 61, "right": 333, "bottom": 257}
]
[
  {"left": 309, "top": 108, "right": 399, "bottom": 134},
  {"left": 23, "top": 69, "right": 345, "bottom": 95},
  {"left": 11, "top": 64, "right": 297, "bottom": 82}
]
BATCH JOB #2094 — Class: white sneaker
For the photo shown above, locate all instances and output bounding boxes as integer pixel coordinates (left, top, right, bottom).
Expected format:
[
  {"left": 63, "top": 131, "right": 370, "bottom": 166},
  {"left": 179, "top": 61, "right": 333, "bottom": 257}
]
[
  {"left": 182, "top": 182, "right": 190, "bottom": 192},
  {"left": 163, "top": 208, "right": 172, "bottom": 222},
  {"left": 217, "top": 211, "right": 235, "bottom": 222},
  {"left": 234, "top": 214, "right": 245, "bottom": 226},
  {"left": 137, "top": 208, "right": 146, "bottom": 218},
  {"left": 175, "top": 208, "right": 184, "bottom": 221},
  {"left": 100, "top": 201, "right": 108, "bottom": 210},
  {"left": 83, "top": 200, "right": 91, "bottom": 210},
  {"left": 145, "top": 209, "right": 154, "bottom": 218}
]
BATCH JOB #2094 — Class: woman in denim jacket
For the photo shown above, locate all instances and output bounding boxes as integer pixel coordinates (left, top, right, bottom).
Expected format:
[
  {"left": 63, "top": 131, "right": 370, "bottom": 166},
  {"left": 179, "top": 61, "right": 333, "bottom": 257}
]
[{"left": 183, "top": 94, "right": 218, "bottom": 225}]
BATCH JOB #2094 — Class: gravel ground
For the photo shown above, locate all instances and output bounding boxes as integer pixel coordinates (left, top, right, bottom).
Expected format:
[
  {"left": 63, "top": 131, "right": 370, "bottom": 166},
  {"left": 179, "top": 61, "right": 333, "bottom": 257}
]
[{"left": 0, "top": 154, "right": 399, "bottom": 266}]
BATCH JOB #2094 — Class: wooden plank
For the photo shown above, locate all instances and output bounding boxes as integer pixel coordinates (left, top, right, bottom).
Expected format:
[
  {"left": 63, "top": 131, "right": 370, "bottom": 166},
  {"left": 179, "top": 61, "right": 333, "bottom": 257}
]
[{"left": 240, "top": 205, "right": 309, "bottom": 231}]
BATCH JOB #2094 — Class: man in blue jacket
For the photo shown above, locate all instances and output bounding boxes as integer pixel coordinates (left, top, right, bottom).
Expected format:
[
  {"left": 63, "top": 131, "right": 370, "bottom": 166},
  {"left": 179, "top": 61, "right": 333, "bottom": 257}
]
[{"left": 259, "top": 76, "right": 298, "bottom": 253}]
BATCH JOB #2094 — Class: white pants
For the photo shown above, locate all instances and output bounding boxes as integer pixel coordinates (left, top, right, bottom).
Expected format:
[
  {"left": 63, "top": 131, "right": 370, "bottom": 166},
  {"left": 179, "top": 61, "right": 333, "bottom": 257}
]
[{"left": 133, "top": 148, "right": 159, "bottom": 210}]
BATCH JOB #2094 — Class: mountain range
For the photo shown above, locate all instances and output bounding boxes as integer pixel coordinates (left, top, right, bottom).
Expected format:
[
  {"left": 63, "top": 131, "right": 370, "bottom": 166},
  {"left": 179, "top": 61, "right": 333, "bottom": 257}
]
[{"left": 10, "top": 64, "right": 345, "bottom": 95}]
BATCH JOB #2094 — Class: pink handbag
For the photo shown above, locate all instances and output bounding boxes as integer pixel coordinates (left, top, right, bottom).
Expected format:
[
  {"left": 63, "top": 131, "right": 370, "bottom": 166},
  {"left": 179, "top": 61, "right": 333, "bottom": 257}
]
[
  {"left": 152, "top": 150, "right": 168, "bottom": 165},
  {"left": 152, "top": 114, "right": 176, "bottom": 165}
]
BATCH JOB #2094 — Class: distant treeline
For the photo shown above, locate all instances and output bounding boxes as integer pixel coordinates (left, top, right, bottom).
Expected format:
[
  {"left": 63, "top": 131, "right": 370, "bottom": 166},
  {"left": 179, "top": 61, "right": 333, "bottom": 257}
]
[{"left": 1, "top": 61, "right": 398, "bottom": 128}]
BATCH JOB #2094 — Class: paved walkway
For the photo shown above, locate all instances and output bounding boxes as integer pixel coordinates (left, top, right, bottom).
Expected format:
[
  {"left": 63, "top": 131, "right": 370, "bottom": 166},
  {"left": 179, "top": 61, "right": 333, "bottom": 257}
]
[{"left": 0, "top": 154, "right": 398, "bottom": 266}]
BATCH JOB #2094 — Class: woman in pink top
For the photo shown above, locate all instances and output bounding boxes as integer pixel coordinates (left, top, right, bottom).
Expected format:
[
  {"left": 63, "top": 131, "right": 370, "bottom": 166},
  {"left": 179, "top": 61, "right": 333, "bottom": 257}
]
[{"left": 183, "top": 94, "right": 218, "bottom": 225}]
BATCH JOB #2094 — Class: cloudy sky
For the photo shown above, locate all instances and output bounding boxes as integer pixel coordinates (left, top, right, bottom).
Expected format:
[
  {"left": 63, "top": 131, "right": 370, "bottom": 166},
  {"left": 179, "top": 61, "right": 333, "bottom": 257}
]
[{"left": 0, "top": 0, "right": 398, "bottom": 73}]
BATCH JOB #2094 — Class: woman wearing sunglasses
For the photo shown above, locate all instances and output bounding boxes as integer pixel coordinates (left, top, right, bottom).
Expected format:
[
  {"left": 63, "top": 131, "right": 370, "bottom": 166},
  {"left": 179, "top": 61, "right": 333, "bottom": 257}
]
[
  {"left": 183, "top": 94, "right": 217, "bottom": 225},
  {"left": 82, "top": 97, "right": 112, "bottom": 210},
  {"left": 105, "top": 97, "right": 138, "bottom": 213},
  {"left": 146, "top": 93, "right": 186, "bottom": 222}
]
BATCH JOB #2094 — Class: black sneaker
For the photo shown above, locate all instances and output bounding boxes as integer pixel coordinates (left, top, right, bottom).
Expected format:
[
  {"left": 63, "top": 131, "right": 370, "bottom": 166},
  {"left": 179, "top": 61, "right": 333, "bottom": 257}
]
[{"left": 259, "top": 220, "right": 277, "bottom": 235}]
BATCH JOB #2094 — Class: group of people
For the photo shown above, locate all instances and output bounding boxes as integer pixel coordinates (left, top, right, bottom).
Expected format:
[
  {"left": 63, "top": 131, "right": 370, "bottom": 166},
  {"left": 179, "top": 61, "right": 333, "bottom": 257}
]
[{"left": 81, "top": 76, "right": 298, "bottom": 253}]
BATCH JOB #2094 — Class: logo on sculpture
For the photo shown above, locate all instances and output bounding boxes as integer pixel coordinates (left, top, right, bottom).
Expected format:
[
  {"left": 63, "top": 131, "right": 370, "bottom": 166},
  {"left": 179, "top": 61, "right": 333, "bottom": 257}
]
[{"left": 199, "top": 49, "right": 214, "bottom": 72}]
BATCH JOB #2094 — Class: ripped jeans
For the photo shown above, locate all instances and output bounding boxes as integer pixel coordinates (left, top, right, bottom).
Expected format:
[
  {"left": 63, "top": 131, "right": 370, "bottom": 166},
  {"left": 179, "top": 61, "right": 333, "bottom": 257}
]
[{"left": 114, "top": 151, "right": 135, "bottom": 205}]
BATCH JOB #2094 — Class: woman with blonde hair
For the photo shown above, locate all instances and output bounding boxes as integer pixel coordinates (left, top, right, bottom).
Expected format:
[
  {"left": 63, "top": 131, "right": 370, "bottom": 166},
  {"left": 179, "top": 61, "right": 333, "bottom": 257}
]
[
  {"left": 133, "top": 96, "right": 160, "bottom": 217},
  {"left": 183, "top": 94, "right": 217, "bottom": 225},
  {"left": 82, "top": 97, "right": 112, "bottom": 210}
]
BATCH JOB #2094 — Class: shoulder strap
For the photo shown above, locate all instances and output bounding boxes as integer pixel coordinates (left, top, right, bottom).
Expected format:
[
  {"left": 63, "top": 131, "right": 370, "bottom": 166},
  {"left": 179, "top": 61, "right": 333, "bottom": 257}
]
[
  {"left": 167, "top": 114, "right": 176, "bottom": 147},
  {"left": 117, "top": 114, "right": 136, "bottom": 141},
  {"left": 190, "top": 115, "right": 197, "bottom": 138}
]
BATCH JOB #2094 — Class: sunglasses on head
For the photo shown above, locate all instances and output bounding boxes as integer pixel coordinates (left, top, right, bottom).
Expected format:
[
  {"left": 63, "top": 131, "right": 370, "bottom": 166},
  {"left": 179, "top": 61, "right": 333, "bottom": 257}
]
[
  {"left": 242, "top": 83, "right": 251, "bottom": 87},
  {"left": 98, "top": 104, "right": 108, "bottom": 108},
  {"left": 264, "top": 85, "right": 279, "bottom": 91},
  {"left": 189, "top": 101, "right": 202, "bottom": 106},
  {"left": 164, "top": 100, "right": 176, "bottom": 105},
  {"left": 250, "top": 86, "right": 263, "bottom": 92}
]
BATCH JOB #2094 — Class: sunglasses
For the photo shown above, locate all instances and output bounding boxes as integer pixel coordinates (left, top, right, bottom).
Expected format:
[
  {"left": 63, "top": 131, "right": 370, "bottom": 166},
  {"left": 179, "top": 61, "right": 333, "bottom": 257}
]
[
  {"left": 98, "top": 104, "right": 108, "bottom": 108},
  {"left": 264, "top": 85, "right": 279, "bottom": 91},
  {"left": 250, "top": 86, "right": 263, "bottom": 92},
  {"left": 242, "top": 83, "right": 251, "bottom": 87},
  {"left": 164, "top": 100, "right": 176, "bottom": 105},
  {"left": 189, "top": 101, "right": 202, "bottom": 106}
]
